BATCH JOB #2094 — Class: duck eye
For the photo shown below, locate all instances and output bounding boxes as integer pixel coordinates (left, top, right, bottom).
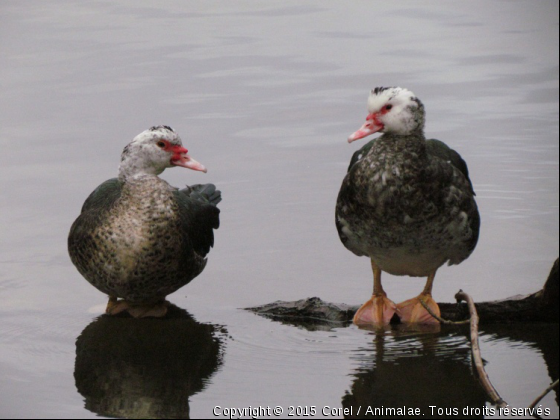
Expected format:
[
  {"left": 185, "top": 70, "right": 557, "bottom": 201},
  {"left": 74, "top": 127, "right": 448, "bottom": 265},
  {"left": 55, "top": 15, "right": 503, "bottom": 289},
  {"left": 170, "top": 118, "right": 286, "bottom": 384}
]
[
  {"left": 385, "top": 104, "right": 393, "bottom": 111},
  {"left": 157, "top": 141, "right": 166, "bottom": 148}
]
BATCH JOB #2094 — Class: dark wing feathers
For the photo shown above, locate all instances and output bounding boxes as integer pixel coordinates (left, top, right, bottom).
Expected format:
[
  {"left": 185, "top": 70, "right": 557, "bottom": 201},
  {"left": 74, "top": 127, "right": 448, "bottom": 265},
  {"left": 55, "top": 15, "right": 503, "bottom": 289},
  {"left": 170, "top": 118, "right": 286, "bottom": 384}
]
[
  {"left": 69, "top": 178, "right": 123, "bottom": 256},
  {"left": 182, "top": 184, "right": 222, "bottom": 206},
  {"left": 173, "top": 184, "right": 221, "bottom": 258},
  {"left": 425, "top": 139, "right": 475, "bottom": 195},
  {"left": 80, "top": 178, "right": 124, "bottom": 214}
]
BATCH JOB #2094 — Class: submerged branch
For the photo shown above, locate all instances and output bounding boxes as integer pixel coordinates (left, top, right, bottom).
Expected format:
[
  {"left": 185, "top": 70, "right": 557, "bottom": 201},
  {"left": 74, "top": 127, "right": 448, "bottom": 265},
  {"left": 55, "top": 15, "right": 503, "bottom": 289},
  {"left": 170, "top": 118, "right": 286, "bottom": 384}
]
[
  {"left": 455, "top": 290, "right": 508, "bottom": 409},
  {"left": 529, "top": 379, "right": 559, "bottom": 411}
]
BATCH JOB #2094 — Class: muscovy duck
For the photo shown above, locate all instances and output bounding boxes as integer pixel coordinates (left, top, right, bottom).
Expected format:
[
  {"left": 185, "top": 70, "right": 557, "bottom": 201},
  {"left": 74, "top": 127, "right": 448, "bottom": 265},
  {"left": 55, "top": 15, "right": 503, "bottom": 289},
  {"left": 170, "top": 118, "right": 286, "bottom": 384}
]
[
  {"left": 68, "top": 126, "right": 221, "bottom": 317},
  {"left": 336, "top": 87, "right": 480, "bottom": 326}
]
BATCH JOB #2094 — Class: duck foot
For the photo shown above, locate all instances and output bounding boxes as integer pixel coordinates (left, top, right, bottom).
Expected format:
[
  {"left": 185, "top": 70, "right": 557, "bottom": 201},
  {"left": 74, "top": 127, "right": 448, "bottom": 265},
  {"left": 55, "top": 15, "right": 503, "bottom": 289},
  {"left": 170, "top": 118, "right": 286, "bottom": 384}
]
[
  {"left": 397, "top": 294, "right": 440, "bottom": 324},
  {"left": 353, "top": 295, "right": 397, "bottom": 326},
  {"left": 106, "top": 297, "right": 169, "bottom": 318}
]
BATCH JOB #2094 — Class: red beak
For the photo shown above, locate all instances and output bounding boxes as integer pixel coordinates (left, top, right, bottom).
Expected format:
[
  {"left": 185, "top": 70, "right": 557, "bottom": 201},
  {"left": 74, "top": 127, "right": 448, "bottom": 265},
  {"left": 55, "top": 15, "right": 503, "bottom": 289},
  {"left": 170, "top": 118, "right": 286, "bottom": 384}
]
[
  {"left": 170, "top": 145, "right": 207, "bottom": 173},
  {"left": 348, "top": 113, "right": 383, "bottom": 143}
]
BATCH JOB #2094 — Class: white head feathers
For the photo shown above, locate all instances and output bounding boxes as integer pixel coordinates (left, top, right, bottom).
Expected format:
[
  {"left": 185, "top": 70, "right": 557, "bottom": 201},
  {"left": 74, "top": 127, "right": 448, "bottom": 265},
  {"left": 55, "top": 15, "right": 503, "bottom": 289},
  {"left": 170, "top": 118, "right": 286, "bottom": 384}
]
[
  {"left": 367, "top": 87, "right": 425, "bottom": 135},
  {"left": 118, "top": 126, "right": 182, "bottom": 180}
]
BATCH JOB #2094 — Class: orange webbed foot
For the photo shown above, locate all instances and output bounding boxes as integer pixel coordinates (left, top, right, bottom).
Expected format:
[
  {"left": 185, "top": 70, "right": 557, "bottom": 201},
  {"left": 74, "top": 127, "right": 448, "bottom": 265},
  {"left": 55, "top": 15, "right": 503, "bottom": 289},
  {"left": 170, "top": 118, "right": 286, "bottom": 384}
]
[
  {"left": 353, "top": 295, "right": 397, "bottom": 326},
  {"left": 397, "top": 294, "right": 440, "bottom": 324}
]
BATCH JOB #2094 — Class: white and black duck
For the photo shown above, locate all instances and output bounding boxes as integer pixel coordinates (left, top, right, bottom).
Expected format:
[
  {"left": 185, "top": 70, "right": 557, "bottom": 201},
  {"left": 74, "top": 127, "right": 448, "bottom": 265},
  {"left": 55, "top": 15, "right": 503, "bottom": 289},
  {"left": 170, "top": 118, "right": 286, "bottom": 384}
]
[
  {"left": 336, "top": 87, "right": 480, "bottom": 326},
  {"left": 68, "top": 126, "right": 221, "bottom": 317}
]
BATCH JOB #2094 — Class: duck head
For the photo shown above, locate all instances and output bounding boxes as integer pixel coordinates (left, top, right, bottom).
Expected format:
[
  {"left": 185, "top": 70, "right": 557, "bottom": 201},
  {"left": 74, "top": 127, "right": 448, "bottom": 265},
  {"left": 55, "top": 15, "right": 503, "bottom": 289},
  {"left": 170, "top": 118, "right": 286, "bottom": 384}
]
[
  {"left": 118, "top": 126, "right": 207, "bottom": 180},
  {"left": 348, "top": 87, "right": 425, "bottom": 143}
]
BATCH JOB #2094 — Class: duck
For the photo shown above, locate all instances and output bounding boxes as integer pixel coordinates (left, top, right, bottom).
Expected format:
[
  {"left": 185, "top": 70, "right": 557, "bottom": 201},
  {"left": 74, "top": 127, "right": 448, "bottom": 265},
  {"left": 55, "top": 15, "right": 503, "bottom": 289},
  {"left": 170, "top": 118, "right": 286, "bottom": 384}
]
[
  {"left": 336, "top": 87, "right": 480, "bottom": 326},
  {"left": 68, "top": 126, "right": 221, "bottom": 318}
]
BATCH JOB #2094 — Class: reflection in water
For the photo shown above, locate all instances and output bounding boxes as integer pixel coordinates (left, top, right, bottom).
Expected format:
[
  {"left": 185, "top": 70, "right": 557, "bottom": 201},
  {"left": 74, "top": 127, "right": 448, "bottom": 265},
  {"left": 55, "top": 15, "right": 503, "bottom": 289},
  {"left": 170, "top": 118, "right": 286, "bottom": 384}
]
[
  {"left": 74, "top": 304, "right": 226, "bottom": 419},
  {"left": 481, "top": 323, "right": 559, "bottom": 406},
  {"left": 342, "top": 326, "right": 488, "bottom": 419}
]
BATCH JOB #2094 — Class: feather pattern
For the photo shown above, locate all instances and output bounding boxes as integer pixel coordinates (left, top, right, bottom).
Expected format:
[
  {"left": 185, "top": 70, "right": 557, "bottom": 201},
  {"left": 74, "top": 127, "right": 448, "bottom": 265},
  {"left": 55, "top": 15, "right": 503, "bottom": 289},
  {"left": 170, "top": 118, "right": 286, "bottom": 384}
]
[
  {"left": 336, "top": 88, "right": 479, "bottom": 277},
  {"left": 68, "top": 128, "right": 220, "bottom": 304}
]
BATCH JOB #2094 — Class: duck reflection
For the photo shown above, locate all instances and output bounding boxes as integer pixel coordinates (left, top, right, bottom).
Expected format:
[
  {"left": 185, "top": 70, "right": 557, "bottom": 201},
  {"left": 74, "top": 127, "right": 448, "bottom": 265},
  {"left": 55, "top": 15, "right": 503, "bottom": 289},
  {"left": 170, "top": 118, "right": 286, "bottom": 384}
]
[
  {"left": 342, "top": 325, "right": 487, "bottom": 419},
  {"left": 74, "top": 304, "right": 226, "bottom": 419}
]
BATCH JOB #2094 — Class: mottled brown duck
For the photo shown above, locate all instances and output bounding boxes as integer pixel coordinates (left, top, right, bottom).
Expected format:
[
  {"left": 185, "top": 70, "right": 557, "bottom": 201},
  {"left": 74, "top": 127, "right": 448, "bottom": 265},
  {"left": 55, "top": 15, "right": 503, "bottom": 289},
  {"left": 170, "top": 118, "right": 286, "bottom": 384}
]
[{"left": 69, "top": 126, "right": 221, "bottom": 317}]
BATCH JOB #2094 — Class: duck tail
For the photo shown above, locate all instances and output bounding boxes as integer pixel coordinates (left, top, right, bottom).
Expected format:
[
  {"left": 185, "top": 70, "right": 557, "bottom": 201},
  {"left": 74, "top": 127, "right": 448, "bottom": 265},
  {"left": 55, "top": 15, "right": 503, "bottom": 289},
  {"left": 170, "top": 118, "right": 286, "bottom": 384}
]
[{"left": 182, "top": 184, "right": 222, "bottom": 206}]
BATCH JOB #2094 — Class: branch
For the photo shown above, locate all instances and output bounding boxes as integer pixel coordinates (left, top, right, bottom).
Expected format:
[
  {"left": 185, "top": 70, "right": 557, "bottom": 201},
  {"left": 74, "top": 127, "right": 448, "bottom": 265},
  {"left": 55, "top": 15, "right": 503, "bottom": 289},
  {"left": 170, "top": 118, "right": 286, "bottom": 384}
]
[
  {"left": 455, "top": 290, "right": 508, "bottom": 409},
  {"left": 529, "top": 379, "right": 559, "bottom": 411},
  {"left": 419, "top": 296, "right": 470, "bottom": 325}
]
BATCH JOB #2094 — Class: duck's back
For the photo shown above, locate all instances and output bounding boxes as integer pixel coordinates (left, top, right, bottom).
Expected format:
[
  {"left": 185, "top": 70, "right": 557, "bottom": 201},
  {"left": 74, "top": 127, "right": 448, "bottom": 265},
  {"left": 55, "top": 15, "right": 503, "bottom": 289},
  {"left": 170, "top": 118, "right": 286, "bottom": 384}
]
[{"left": 68, "top": 178, "right": 220, "bottom": 303}]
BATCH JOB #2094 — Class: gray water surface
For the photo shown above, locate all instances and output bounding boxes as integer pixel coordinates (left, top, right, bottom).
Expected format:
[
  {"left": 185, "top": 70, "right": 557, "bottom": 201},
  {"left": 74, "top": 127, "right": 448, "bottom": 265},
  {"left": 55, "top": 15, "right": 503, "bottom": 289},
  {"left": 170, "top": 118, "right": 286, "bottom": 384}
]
[{"left": 0, "top": 1, "right": 558, "bottom": 418}]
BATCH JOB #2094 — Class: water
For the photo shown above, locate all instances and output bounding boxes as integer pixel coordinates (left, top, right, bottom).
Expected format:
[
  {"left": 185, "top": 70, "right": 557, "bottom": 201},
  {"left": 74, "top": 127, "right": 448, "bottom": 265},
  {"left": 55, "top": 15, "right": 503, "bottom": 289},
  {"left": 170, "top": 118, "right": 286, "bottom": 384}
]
[{"left": 0, "top": 1, "right": 558, "bottom": 418}]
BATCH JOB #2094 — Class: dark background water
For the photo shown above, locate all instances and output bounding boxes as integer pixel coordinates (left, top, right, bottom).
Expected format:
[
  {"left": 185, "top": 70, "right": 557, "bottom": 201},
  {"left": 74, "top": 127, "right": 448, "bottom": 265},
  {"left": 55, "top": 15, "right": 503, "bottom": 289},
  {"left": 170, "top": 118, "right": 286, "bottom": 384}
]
[{"left": 0, "top": 2, "right": 558, "bottom": 418}]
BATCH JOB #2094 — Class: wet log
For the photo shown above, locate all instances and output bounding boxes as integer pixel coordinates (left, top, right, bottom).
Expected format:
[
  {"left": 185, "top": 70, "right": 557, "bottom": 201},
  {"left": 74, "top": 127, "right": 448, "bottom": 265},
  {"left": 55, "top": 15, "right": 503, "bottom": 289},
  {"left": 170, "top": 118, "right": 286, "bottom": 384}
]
[{"left": 246, "top": 259, "right": 559, "bottom": 326}]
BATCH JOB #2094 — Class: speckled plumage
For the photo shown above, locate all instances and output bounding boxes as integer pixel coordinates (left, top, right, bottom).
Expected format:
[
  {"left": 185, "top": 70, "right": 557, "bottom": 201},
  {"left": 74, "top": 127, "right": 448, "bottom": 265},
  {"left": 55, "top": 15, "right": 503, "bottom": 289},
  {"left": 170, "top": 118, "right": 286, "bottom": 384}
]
[
  {"left": 336, "top": 88, "right": 479, "bottom": 278},
  {"left": 68, "top": 127, "right": 220, "bottom": 305}
]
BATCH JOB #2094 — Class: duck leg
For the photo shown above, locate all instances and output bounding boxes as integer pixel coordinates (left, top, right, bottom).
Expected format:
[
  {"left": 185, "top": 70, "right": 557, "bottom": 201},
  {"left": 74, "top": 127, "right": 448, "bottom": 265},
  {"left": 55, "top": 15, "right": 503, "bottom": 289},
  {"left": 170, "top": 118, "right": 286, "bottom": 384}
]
[
  {"left": 397, "top": 270, "right": 440, "bottom": 324},
  {"left": 353, "top": 260, "right": 397, "bottom": 326}
]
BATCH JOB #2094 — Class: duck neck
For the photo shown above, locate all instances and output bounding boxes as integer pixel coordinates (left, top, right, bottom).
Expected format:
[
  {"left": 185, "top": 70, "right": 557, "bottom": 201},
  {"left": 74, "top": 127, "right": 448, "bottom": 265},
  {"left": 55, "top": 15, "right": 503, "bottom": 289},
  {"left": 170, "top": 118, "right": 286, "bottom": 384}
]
[{"left": 118, "top": 156, "right": 164, "bottom": 182}]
